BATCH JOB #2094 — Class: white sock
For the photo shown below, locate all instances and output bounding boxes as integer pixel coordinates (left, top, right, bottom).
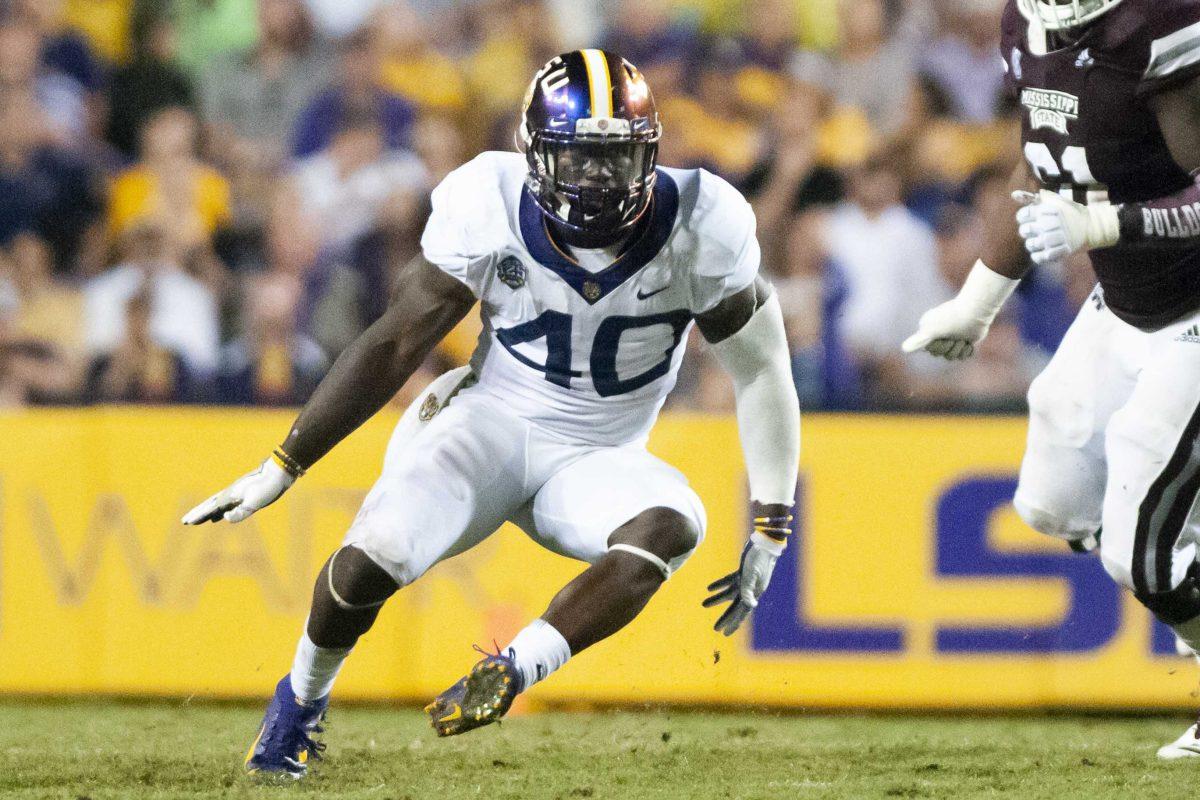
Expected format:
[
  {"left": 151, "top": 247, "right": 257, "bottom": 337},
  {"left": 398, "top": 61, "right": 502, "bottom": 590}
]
[
  {"left": 289, "top": 632, "right": 351, "bottom": 705},
  {"left": 504, "top": 619, "right": 571, "bottom": 692}
]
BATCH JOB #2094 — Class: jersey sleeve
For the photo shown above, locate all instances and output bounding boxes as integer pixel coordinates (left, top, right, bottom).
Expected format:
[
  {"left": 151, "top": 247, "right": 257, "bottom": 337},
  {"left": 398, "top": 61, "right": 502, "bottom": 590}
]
[
  {"left": 1135, "top": 0, "right": 1200, "bottom": 96},
  {"left": 687, "top": 171, "right": 761, "bottom": 314},
  {"left": 419, "top": 156, "right": 499, "bottom": 297}
]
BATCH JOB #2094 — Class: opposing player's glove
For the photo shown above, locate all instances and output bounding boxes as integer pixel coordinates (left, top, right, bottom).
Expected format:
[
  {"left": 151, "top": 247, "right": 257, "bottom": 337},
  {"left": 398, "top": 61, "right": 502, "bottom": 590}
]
[
  {"left": 902, "top": 260, "right": 1020, "bottom": 361},
  {"left": 1014, "top": 189, "right": 1119, "bottom": 266},
  {"left": 703, "top": 510, "right": 792, "bottom": 636},
  {"left": 182, "top": 449, "right": 303, "bottom": 525}
]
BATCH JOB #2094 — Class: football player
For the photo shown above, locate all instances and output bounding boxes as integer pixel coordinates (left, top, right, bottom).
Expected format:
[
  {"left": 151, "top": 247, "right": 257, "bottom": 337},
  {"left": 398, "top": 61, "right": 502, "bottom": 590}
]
[
  {"left": 904, "top": 0, "right": 1200, "bottom": 759},
  {"left": 183, "top": 49, "right": 800, "bottom": 778}
]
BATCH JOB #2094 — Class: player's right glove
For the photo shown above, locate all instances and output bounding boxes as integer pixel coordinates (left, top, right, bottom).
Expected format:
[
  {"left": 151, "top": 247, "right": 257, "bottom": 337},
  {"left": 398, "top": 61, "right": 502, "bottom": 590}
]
[
  {"left": 182, "top": 448, "right": 303, "bottom": 525},
  {"left": 703, "top": 509, "right": 792, "bottom": 636},
  {"left": 902, "top": 260, "right": 1020, "bottom": 361}
]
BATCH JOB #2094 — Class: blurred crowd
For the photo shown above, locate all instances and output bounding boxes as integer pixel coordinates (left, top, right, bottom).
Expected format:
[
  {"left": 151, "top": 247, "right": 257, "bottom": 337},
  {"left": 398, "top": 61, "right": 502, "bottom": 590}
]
[{"left": 0, "top": 0, "right": 1092, "bottom": 413}]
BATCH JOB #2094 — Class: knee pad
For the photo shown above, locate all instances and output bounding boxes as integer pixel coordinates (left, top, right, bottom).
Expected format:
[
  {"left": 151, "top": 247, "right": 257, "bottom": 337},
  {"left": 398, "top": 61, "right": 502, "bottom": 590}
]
[{"left": 1135, "top": 564, "right": 1200, "bottom": 626}]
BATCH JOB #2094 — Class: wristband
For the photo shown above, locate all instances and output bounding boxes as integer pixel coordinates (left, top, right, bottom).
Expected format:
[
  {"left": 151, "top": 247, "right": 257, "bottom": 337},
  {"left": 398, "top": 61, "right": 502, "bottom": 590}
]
[
  {"left": 753, "top": 512, "right": 794, "bottom": 544},
  {"left": 958, "top": 260, "right": 1020, "bottom": 322},
  {"left": 271, "top": 447, "right": 306, "bottom": 479}
]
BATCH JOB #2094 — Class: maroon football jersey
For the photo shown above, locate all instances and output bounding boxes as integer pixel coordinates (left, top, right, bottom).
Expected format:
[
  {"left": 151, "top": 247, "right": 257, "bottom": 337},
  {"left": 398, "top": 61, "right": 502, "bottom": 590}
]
[{"left": 1001, "top": 0, "right": 1200, "bottom": 328}]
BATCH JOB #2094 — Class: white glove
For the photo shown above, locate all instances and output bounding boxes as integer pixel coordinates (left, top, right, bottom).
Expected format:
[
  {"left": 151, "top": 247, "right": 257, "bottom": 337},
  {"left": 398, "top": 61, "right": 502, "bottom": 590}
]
[
  {"left": 703, "top": 532, "right": 786, "bottom": 636},
  {"left": 182, "top": 457, "right": 296, "bottom": 525},
  {"left": 902, "top": 260, "right": 1020, "bottom": 361},
  {"left": 1014, "top": 189, "right": 1119, "bottom": 266}
]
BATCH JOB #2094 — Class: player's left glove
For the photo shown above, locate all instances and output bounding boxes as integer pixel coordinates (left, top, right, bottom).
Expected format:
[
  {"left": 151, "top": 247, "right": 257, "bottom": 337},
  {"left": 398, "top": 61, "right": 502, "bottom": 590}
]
[
  {"left": 181, "top": 448, "right": 304, "bottom": 525},
  {"left": 703, "top": 508, "right": 792, "bottom": 636},
  {"left": 1014, "top": 189, "right": 1119, "bottom": 266}
]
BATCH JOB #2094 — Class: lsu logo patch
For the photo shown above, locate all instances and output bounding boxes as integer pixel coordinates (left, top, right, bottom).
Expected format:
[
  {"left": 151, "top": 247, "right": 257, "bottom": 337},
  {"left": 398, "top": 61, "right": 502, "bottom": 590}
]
[
  {"left": 418, "top": 392, "right": 440, "bottom": 421},
  {"left": 498, "top": 256, "right": 526, "bottom": 289}
]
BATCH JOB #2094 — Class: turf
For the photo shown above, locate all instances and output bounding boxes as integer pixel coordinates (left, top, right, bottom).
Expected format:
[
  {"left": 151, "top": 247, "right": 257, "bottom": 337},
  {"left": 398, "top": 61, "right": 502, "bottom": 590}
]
[{"left": 1, "top": 702, "right": 1199, "bottom": 800}]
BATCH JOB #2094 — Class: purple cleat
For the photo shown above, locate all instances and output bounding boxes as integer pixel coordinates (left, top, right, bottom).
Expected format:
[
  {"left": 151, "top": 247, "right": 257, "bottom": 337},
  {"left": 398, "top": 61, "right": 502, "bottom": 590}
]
[{"left": 244, "top": 674, "right": 328, "bottom": 779}]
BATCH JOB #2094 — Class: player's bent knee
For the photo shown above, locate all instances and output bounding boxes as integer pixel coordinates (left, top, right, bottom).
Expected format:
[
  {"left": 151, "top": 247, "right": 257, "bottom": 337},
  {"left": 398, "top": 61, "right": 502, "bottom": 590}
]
[
  {"left": 1135, "top": 566, "right": 1200, "bottom": 626},
  {"left": 326, "top": 546, "right": 401, "bottom": 609},
  {"left": 343, "top": 522, "right": 427, "bottom": 588},
  {"left": 1012, "top": 492, "right": 1095, "bottom": 542},
  {"left": 608, "top": 507, "right": 701, "bottom": 580}
]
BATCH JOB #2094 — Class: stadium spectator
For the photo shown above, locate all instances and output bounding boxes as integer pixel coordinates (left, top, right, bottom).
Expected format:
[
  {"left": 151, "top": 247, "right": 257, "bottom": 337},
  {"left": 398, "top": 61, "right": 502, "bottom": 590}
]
[
  {"left": 0, "top": 232, "right": 86, "bottom": 401},
  {"left": 15, "top": 0, "right": 106, "bottom": 99},
  {"left": 105, "top": 5, "right": 197, "bottom": 161},
  {"left": 823, "top": 155, "right": 951, "bottom": 408},
  {"left": 0, "top": 19, "right": 88, "bottom": 143},
  {"left": 284, "top": 107, "right": 429, "bottom": 354},
  {"left": 462, "top": 0, "right": 560, "bottom": 150},
  {"left": 201, "top": 0, "right": 329, "bottom": 168},
  {"left": 775, "top": 211, "right": 862, "bottom": 410},
  {"left": 919, "top": 0, "right": 1008, "bottom": 124},
  {"left": 375, "top": 2, "right": 468, "bottom": 116},
  {"left": 0, "top": 92, "right": 105, "bottom": 275},
  {"left": 61, "top": 0, "right": 134, "bottom": 64},
  {"left": 412, "top": 113, "right": 467, "bottom": 184},
  {"left": 217, "top": 274, "right": 326, "bottom": 405},
  {"left": 291, "top": 29, "right": 416, "bottom": 159},
  {"left": 288, "top": 108, "right": 428, "bottom": 254},
  {"left": 85, "top": 285, "right": 195, "bottom": 403},
  {"left": 790, "top": 0, "right": 934, "bottom": 145},
  {"left": 742, "top": 79, "right": 844, "bottom": 260},
  {"left": 601, "top": 0, "right": 698, "bottom": 96},
  {"left": 200, "top": 0, "right": 329, "bottom": 227},
  {"left": 657, "top": 48, "right": 760, "bottom": 180},
  {"left": 83, "top": 224, "right": 221, "bottom": 380},
  {"left": 108, "top": 106, "right": 231, "bottom": 253}
]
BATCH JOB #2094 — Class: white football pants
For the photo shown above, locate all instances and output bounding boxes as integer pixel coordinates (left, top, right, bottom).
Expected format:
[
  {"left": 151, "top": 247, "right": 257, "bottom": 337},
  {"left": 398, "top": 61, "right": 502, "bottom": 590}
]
[
  {"left": 342, "top": 368, "right": 706, "bottom": 587},
  {"left": 1015, "top": 287, "right": 1200, "bottom": 599}
]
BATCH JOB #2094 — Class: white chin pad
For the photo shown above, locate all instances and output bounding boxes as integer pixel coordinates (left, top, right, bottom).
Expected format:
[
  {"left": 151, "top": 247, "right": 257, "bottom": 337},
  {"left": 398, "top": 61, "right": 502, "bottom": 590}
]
[{"left": 608, "top": 543, "right": 672, "bottom": 580}]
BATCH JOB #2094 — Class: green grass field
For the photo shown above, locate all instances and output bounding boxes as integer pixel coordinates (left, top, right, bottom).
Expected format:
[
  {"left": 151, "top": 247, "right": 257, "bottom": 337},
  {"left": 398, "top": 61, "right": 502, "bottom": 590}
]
[{"left": 1, "top": 702, "right": 1199, "bottom": 799}]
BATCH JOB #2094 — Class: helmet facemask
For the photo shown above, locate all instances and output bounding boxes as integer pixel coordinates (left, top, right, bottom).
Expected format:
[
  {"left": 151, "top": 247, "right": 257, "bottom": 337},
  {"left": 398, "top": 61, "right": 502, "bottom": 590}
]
[
  {"left": 1017, "top": 0, "right": 1124, "bottom": 31},
  {"left": 521, "top": 123, "right": 660, "bottom": 241}
]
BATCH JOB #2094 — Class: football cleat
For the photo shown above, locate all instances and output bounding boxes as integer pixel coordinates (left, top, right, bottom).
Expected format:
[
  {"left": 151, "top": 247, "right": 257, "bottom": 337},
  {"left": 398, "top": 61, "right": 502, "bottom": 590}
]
[
  {"left": 426, "top": 648, "right": 523, "bottom": 737},
  {"left": 1158, "top": 720, "right": 1200, "bottom": 760},
  {"left": 244, "top": 674, "right": 328, "bottom": 779}
]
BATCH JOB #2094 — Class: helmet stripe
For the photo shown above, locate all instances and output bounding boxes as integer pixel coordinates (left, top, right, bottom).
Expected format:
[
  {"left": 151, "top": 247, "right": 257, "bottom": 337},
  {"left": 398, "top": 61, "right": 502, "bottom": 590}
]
[{"left": 581, "top": 48, "right": 613, "bottom": 118}]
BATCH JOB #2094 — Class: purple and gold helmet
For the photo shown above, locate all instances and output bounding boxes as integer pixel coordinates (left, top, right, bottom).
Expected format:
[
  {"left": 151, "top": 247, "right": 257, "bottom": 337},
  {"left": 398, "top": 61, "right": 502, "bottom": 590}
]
[{"left": 519, "top": 49, "right": 661, "bottom": 238}]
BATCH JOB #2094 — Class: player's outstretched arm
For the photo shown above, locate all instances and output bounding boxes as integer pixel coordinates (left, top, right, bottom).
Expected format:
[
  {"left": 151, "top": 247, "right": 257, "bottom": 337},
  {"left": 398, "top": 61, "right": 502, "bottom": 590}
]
[
  {"left": 183, "top": 255, "right": 476, "bottom": 525},
  {"left": 1017, "top": 75, "right": 1200, "bottom": 263},
  {"left": 904, "top": 162, "right": 1033, "bottom": 361},
  {"left": 696, "top": 278, "right": 801, "bottom": 635}
]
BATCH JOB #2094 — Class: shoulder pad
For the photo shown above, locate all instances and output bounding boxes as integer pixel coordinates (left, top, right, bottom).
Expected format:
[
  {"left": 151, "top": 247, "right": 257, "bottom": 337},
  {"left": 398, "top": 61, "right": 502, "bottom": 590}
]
[
  {"left": 1100, "top": 0, "right": 1200, "bottom": 75},
  {"left": 686, "top": 169, "right": 757, "bottom": 280}
]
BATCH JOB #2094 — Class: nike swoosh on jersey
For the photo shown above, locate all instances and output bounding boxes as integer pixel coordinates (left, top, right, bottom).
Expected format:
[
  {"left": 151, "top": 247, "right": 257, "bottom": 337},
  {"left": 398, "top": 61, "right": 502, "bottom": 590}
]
[{"left": 636, "top": 286, "right": 669, "bottom": 300}]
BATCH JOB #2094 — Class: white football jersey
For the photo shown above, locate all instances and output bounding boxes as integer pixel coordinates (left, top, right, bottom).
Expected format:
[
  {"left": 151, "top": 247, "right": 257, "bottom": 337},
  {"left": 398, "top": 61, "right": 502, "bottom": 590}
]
[{"left": 420, "top": 151, "right": 760, "bottom": 446}]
